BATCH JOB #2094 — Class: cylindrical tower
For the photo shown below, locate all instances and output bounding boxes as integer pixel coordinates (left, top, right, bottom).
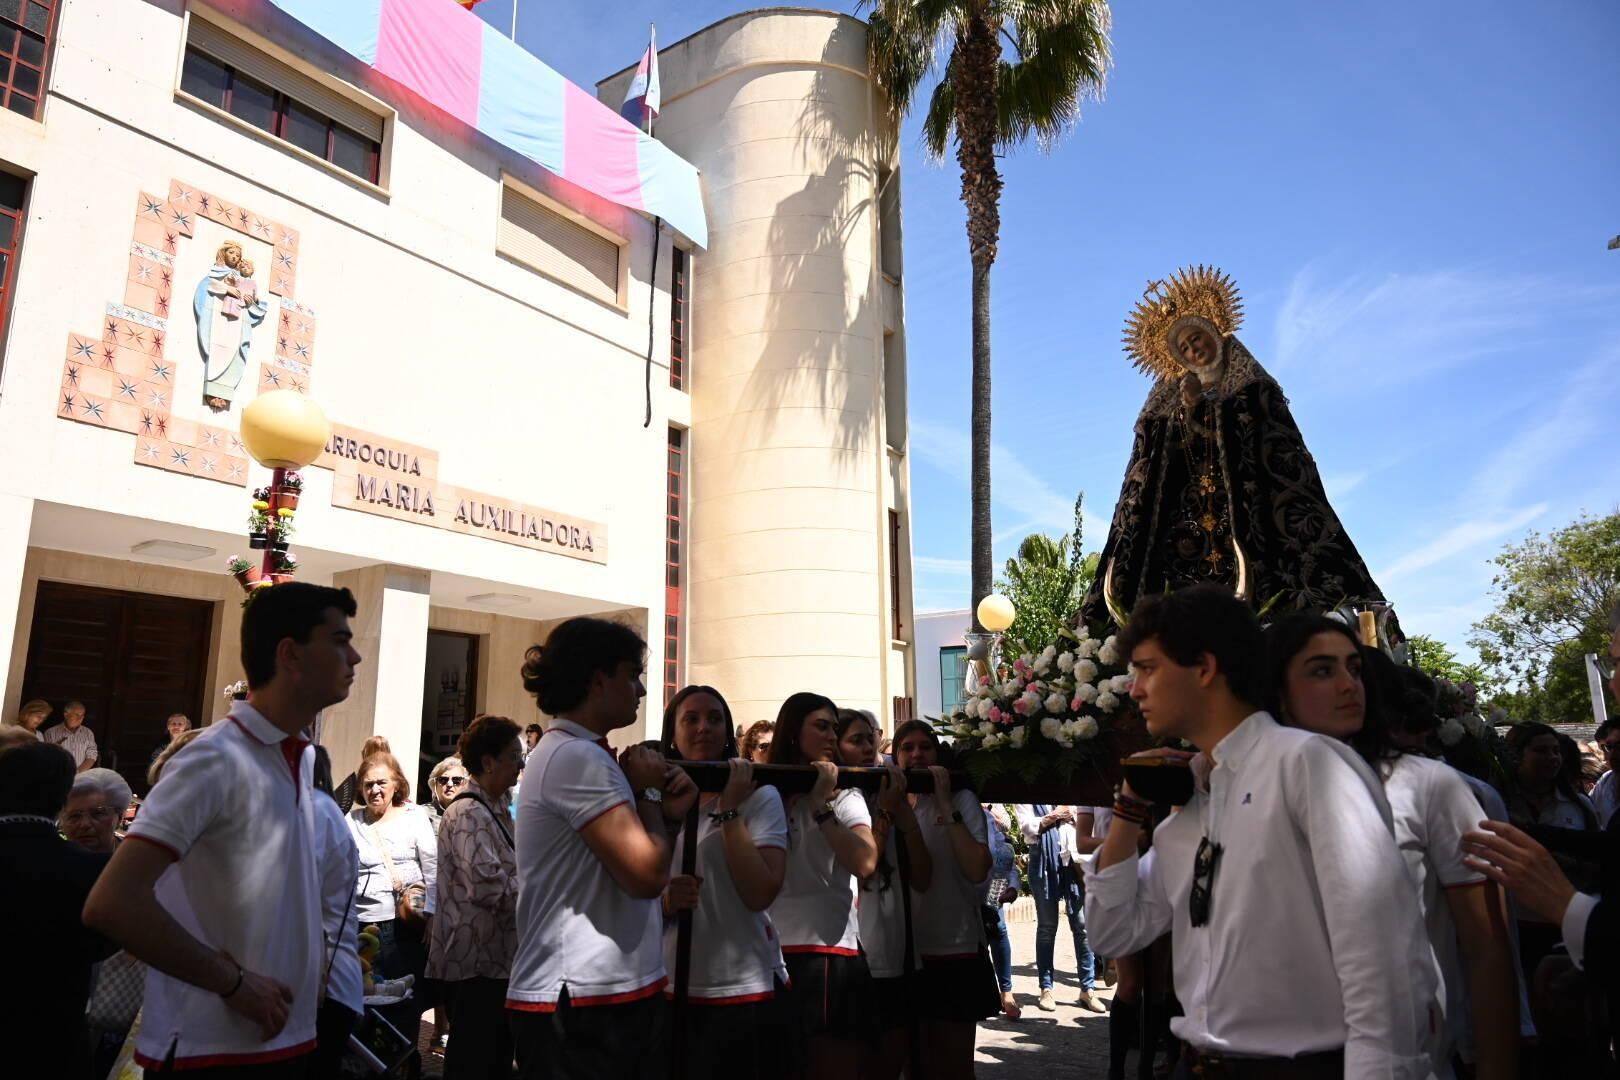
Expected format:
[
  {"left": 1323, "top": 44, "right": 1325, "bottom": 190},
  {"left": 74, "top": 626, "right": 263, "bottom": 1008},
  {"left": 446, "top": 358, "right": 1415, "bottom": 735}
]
[{"left": 602, "top": 10, "right": 913, "bottom": 726}]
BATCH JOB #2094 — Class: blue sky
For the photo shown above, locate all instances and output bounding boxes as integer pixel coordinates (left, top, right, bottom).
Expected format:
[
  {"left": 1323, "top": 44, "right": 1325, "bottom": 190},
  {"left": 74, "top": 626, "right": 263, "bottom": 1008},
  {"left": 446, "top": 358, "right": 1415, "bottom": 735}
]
[{"left": 489, "top": 0, "right": 1619, "bottom": 662}]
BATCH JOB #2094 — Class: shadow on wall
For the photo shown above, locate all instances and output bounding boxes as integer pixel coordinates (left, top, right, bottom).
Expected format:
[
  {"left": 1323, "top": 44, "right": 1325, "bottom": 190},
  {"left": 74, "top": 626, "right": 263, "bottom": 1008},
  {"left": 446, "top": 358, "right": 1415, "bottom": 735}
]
[{"left": 704, "top": 16, "right": 887, "bottom": 464}]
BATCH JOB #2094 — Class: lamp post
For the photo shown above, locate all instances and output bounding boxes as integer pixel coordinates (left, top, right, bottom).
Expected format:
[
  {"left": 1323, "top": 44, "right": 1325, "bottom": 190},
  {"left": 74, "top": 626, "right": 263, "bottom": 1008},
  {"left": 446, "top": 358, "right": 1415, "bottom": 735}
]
[
  {"left": 238, "top": 390, "right": 331, "bottom": 584},
  {"left": 964, "top": 593, "right": 1015, "bottom": 694}
]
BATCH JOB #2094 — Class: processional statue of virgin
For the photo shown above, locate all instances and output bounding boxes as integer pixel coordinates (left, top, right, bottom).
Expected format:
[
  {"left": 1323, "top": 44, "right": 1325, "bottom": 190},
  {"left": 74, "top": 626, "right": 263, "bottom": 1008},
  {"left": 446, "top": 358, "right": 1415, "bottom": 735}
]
[{"left": 1080, "top": 266, "right": 1384, "bottom": 627}]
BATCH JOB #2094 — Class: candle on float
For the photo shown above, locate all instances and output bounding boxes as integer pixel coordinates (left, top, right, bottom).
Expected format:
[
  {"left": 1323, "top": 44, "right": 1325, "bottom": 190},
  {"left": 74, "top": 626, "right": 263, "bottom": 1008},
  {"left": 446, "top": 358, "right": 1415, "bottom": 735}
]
[{"left": 1358, "top": 610, "right": 1378, "bottom": 647}]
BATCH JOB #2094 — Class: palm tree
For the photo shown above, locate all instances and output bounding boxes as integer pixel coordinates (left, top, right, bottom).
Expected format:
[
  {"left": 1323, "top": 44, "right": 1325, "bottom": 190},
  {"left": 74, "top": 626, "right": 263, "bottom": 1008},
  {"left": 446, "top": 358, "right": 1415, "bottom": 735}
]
[{"left": 865, "top": 0, "right": 1111, "bottom": 628}]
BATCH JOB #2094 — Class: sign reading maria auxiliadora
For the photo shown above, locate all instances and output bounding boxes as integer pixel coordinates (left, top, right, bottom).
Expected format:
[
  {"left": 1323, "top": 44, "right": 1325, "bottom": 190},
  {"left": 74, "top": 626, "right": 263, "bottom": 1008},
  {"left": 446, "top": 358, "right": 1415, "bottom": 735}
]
[{"left": 313, "top": 422, "right": 606, "bottom": 564}]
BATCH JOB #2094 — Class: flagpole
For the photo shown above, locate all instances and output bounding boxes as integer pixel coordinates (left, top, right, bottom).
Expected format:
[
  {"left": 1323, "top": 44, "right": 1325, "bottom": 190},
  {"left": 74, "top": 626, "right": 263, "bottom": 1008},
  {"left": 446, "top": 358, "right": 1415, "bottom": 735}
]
[{"left": 511, "top": 0, "right": 518, "bottom": 40}]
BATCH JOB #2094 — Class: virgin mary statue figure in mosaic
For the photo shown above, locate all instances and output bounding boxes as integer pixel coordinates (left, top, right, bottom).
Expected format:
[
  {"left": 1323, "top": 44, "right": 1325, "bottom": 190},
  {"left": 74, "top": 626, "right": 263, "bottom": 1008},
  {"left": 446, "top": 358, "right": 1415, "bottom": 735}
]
[
  {"left": 193, "top": 240, "right": 268, "bottom": 411},
  {"left": 1079, "top": 266, "right": 1384, "bottom": 627}
]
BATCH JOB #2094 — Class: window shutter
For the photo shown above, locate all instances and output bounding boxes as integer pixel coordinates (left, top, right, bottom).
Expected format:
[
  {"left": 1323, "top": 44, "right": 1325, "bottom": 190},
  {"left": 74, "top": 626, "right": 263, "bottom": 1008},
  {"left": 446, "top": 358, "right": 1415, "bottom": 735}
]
[
  {"left": 187, "top": 17, "right": 385, "bottom": 142},
  {"left": 498, "top": 186, "right": 620, "bottom": 305}
]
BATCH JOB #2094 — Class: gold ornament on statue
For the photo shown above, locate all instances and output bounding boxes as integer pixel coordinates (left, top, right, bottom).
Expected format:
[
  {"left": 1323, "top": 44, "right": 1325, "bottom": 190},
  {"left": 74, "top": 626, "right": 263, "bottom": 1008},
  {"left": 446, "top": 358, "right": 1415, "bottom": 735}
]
[{"left": 1122, "top": 265, "right": 1245, "bottom": 381}]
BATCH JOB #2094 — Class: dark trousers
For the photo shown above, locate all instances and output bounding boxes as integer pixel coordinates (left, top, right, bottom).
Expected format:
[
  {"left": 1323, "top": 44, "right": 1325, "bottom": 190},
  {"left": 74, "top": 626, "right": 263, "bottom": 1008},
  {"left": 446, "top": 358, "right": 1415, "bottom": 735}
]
[
  {"left": 445, "top": 977, "right": 514, "bottom": 1080},
  {"left": 510, "top": 991, "right": 667, "bottom": 1080},
  {"left": 309, "top": 1000, "right": 358, "bottom": 1080}
]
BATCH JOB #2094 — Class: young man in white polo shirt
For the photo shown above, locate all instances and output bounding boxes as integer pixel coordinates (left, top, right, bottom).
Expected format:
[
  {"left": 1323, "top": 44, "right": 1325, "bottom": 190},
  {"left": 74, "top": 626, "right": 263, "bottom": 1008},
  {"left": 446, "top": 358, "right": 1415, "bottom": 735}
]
[
  {"left": 508, "top": 616, "right": 698, "bottom": 1080},
  {"left": 85, "top": 583, "right": 361, "bottom": 1077},
  {"left": 1084, "top": 586, "right": 1434, "bottom": 1080}
]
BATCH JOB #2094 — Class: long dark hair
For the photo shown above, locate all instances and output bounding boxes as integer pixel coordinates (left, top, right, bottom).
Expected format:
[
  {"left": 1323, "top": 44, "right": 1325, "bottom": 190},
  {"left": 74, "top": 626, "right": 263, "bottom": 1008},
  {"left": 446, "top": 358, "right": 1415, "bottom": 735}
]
[
  {"left": 767, "top": 692, "right": 840, "bottom": 766},
  {"left": 835, "top": 709, "right": 877, "bottom": 765},
  {"left": 1507, "top": 722, "right": 1598, "bottom": 831},
  {"left": 660, "top": 685, "right": 737, "bottom": 761},
  {"left": 1265, "top": 613, "right": 1400, "bottom": 773}
]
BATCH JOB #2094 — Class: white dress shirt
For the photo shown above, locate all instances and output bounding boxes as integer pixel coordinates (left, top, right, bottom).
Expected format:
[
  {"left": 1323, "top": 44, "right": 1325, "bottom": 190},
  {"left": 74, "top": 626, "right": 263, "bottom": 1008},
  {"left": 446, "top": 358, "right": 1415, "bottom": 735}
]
[
  {"left": 1084, "top": 712, "right": 1434, "bottom": 1079},
  {"left": 313, "top": 793, "right": 364, "bottom": 1012},
  {"left": 1591, "top": 770, "right": 1617, "bottom": 829}
]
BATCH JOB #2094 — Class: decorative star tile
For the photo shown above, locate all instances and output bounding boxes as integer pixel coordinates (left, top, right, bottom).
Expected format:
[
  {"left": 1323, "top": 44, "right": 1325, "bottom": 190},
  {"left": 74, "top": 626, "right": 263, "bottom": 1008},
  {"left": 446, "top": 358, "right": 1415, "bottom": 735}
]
[
  {"left": 142, "top": 197, "right": 164, "bottom": 217},
  {"left": 173, "top": 186, "right": 192, "bottom": 204},
  {"left": 253, "top": 217, "right": 270, "bottom": 237},
  {"left": 295, "top": 320, "right": 309, "bottom": 336},
  {"left": 169, "top": 447, "right": 190, "bottom": 467},
  {"left": 163, "top": 231, "right": 178, "bottom": 252},
  {"left": 149, "top": 360, "right": 172, "bottom": 382},
  {"left": 280, "top": 228, "right": 296, "bottom": 246},
  {"left": 226, "top": 460, "right": 245, "bottom": 481},
  {"left": 105, "top": 318, "right": 120, "bottom": 337},
  {"left": 237, "top": 210, "right": 250, "bottom": 228},
  {"left": 155, "top": 296, "right": 170, "bottom": 317},
  {"left": 155, "top": 416, "right": 168, "bottom": 437},
  {"left": 277, "top": 335, "right": 290, "bottom": 353},
  {"left": 135, "top": 262, "right": 153, "bottom": 282},
  {"left": 200, "top": 456, "right": 217, "bottom": 474},
  {"left": 198, "top": 194, "right": 211, "bottom": 213},
  {"left": 71, "top": 339, "right": 95, "bottom": 359},
  {"left": 123, "top": 325, "right": 143, "bottom": 345},
  {"left": 291, "top": 378, "right": 307, "bottom": 394},
  {"left": 264, "top": 369, "right": 282, "bottom": 388},
  {"left": 275, "top": 251, "right": 294, "bottom": 270},
  {"left": 229, "top": 435, "right": 245, "bottom": 454},
  {"left": 117, "top": 378, "right": 138, "bottom": 399},
  {"left": 279, "top": 311, "right": 291, "bottom": 329},
  {"left": 140, "top": 441, "right": 161, "bottom": 461},
  {"left": 82, "top": 399, "right": 105, "bottom": 422},
  {"left": 293, "top": 343, "right": 310, "bottom": 361},
  {"left": 160, "top": 269, "right": 172, "bottom": 288},
  {"left": 65, "top": 365, "right": 81, "bottom": 387},
  {"left": 170, "top": 210, "right": 193, "bottom": 231},
  {"left": 99, "top": 346, "right": 115, "bottom": 368},
  {"left": 274, "top": 276, "right": 290, "bottom": 293},
  {"left": 215, "top": 201, "right": 233, "bottom": 220},
  {"left": 139, "top": 413, "right": 154, "bottom": 435},
  {"left": 151, "top": 331, "right": 165, "bottom": 353},
  {"left": 145, "top": 388, "right": 168, "bottom": 409},
  {"left": 60, "top": 392, "right": 77, "bottom": 414},
  {"left": 201, "top": 429, "right": 220, "bottom": 448}
]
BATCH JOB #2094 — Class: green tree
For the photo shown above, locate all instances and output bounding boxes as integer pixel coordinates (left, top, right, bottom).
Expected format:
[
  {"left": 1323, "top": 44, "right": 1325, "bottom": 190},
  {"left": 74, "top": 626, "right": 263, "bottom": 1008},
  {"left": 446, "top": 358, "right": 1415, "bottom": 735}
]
[
  {"left": 864, "top": 0, "right": 1112, "bottom": 628},
  {"left": 1469, "top": 511, "right": 1620, "bottom": 724},
  {"left": 1405, "top": 634, "right": 1494, "bottom": 695},
  {"left": 996, "top": 493, "right": 1098, "bottom": 652}
]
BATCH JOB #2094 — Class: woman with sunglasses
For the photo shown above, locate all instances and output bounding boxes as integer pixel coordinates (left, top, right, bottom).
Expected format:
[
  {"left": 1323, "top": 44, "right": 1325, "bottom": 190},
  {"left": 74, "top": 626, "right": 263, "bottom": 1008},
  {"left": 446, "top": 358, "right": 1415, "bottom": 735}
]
[
  {"left": 766, "top": 692, "right": 879, "bottom": 1080},
  {"left": 658, "top": 685, "right": 792, "bottom": 1079},
  {"left": 427, "top": 756, "right": 470, "bottom": 835},
  {"left": 1266, "top": 613, "right": 1518, "bottom": 1078}
]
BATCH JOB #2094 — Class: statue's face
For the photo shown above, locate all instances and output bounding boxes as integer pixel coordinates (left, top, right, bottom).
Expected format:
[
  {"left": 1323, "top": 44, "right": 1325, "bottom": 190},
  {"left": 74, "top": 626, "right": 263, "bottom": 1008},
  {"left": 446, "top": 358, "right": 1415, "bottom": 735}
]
[
  {"left": 1172, "top": 323, "right": 1220, "bottom": 374},
  {"left": 219, "top": 242, "right": 242, "bottom": 269}
]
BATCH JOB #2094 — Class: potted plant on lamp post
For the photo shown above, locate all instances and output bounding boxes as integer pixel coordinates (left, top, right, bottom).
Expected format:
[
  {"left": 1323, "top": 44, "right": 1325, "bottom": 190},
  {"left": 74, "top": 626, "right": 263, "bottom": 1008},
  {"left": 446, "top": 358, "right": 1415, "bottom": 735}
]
[
  {"left": 227, "top": 555, "right": 260, "bottom": 589},
  {"left": 273, "top": 469, "right": 303, "bottom": 512},
  {"left": 271, "top": 550, "right": 298, "bottom": 585}
]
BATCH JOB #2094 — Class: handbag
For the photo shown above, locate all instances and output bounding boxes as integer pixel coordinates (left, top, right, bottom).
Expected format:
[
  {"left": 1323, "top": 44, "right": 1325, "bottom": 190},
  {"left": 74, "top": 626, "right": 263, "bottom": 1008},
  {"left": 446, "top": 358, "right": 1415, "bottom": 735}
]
[{"left": 371, "top": 820, "right": 427, "bottom": 928}]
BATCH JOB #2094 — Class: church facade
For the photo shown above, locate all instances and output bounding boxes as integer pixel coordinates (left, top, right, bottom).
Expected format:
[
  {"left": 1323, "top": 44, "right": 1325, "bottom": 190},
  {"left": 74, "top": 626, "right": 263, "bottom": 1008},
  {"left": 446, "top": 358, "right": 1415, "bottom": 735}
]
[{"left": 0, "top": 2, "right": 914, "bottom": 795}]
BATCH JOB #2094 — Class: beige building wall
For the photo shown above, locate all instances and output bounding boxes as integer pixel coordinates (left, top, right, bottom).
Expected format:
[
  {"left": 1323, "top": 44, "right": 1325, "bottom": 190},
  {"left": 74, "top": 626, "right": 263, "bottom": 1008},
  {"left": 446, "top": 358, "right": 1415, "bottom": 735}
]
[{"left": 601, "top": 10, "right": 916, "bottom": 731}]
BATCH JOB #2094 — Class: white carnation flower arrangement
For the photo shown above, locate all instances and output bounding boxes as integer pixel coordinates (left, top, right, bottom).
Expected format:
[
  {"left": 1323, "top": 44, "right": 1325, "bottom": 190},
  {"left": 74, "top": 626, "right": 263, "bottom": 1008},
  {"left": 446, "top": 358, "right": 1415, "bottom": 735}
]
[{"left": 939, "top": 624, "right": 1133, "bottom": 786}]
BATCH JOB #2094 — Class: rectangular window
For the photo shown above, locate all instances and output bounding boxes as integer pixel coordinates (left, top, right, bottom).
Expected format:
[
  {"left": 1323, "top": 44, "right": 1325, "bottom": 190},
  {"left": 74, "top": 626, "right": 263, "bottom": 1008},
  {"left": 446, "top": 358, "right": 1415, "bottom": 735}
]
[
  {"left": 0, "top": 0, "right": 57, "bottom": 119},
  {"left": 670, "top": 247, "right": 688, "bottom": 390},
  {"left": 498, "top": 183, "right": 623, "bottom": 306},
  {"left": 939, "top": 646, "right": 968, "bottom": 718},
  {"left": 178, "top": 18, "right": 385, "bottom": 185},
  {"left": 0, "top": 170, "right": 26, "bottom": 374},
  {"left": 664, "top": 427, "right": 685, "bottom": 705},
  {"left": 889, "top": 510, "right": 903, "bottom": 638}
]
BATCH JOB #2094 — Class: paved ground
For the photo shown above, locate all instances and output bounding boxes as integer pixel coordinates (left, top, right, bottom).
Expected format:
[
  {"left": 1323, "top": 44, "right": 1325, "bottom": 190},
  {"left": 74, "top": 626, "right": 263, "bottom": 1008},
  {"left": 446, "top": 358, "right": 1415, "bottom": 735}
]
[
  {"left": 975, "top": 911, "right": 1115, "bottom": 1079},
  {"left": 418, "top": 907, "right": 1118, "bottom": 1078}
]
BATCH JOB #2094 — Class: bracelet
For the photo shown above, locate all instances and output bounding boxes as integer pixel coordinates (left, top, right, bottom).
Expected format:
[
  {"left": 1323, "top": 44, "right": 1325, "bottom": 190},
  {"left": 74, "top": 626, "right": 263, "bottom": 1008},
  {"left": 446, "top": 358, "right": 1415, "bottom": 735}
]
[
  {"left": 813, "top": 805, "right": 837, "bottom": 826},
  {"left": 221, "top": 965, "right": 245, "bottom": 1000},
  {"left": 1113, "top": 787, "right": 1152, "bottom": 813},
  {"left": 708, "top": 808, "right": 742, "bottom": 824},
  {"left": 1111, "top": 801, "right": 1148, "bottom": 826}
]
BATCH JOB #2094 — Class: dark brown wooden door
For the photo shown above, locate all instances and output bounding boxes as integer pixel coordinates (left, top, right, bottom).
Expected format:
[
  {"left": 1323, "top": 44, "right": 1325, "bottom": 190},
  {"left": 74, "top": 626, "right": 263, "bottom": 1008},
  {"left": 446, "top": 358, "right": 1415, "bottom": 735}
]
[{"left": 21, "top": 580, "right": 214, "bottom": 793}]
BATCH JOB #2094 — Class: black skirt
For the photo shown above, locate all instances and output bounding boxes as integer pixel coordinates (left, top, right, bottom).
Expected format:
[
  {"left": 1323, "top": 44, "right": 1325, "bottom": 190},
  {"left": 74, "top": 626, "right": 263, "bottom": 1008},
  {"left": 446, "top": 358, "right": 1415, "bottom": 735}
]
[
  {"left": 866, "top": 973, "right": 916, "bottom": 1033},
  {"left": 918, "top": 952, "right": 1000, "bottom": 1023},
  {"left": 671, "top": 978, "right": 797, "bottom": 1080},
  {"left": 782, "top": 951, "right": 876, "bottom": 1042}
]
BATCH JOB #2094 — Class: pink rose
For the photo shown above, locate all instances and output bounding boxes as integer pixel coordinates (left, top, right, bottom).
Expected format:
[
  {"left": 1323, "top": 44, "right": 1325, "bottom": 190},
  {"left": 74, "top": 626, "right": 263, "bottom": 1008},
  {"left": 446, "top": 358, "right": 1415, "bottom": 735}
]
[
  {"left": 989, "top": 706, "right": 1003, "bottom": 724},
  {"left": 1071, "top": 695, "right": 1084, "bottom": 712},
  {"left": 1012, "top": 699, "right": 1030, "bottom": 716}
]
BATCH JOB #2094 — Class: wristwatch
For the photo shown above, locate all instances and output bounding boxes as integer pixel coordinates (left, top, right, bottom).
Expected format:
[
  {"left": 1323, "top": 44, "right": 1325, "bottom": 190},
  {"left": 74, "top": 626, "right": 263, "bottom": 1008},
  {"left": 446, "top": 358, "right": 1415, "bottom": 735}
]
[
  {"left": 639, "top": 787, "right": 664, "bottom": 804},
  {"left": 812, "top": 803, "right": 837, "bottom": 826}
]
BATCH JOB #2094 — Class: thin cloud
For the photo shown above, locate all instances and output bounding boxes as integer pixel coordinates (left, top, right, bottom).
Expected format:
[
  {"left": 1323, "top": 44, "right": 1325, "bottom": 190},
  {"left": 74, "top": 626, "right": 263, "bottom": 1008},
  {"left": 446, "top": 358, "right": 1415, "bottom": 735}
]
[
  {"left": 1272, "top": 264, "right": 1619, "bottom": 390},
  {"left": 1378, "top": 502, "right": 1548, "bottom": 582},
  {"left": 913, "top": 555, "right": 971, "bottom": 576}
]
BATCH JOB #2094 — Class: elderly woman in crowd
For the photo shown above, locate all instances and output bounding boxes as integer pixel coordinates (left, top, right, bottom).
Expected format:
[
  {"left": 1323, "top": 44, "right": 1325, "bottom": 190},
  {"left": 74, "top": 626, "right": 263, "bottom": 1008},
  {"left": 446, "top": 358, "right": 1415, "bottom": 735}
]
[
  {"left": 347, "top": 749, "right": 439, "bottom": 1045},
  {"left": 427, "top": 715, "right": 523, "bottom": 1079},
  {"left": 10, "top": 698, "right": 50, "bottom": 740},
  {"left": 335, "top": 734, "right": 393, "bottom": 814},
  {"left": 427, "top": 755, "right": 469, "bottom": 834},
  {"left": 61, "top": 767, "right": 131, "bottom": 855}
]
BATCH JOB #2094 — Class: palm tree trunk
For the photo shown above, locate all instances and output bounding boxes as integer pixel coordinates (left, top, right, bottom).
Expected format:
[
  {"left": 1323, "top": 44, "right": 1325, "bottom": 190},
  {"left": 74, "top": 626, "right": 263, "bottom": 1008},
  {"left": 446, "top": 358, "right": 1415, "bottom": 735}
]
[{"left": 956, "top": 12, "right": 1002, "bottom": 628}]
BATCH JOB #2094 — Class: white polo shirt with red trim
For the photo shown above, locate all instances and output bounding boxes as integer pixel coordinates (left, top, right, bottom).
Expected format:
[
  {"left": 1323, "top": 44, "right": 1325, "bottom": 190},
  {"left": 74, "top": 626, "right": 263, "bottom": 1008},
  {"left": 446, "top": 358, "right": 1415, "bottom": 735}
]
[
  {"left": 663, "top": 786, "right": 789, "bottom": 1002},
  {"left": 507, "top": 717, "right": 666, "bottom": 1011},
  {"left": 769, "top": 789, "right": 871, "bottom": 956},
  {"left": 911, "top": 788, "right": 990, "bottom": 958},
  {"left": 126, "top": 701, "right": 321, "bottom": 1069}
]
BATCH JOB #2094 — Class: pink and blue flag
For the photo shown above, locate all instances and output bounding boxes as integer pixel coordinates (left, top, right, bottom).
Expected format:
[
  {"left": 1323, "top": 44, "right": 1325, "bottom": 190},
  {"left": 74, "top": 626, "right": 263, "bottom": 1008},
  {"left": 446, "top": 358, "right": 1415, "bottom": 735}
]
[
  {"left": 265, "top": 0, "right": 705, "bottom": 247},
  {"left": 619, "top": 28, "right": 660, "bottom": 128}
]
